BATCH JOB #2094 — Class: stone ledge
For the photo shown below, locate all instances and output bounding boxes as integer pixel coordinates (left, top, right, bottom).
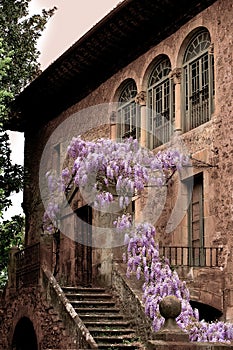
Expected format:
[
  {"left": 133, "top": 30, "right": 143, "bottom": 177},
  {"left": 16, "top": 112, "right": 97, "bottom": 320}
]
[{"left": 147, "top": 340, "right": 233, "bottom": 350}]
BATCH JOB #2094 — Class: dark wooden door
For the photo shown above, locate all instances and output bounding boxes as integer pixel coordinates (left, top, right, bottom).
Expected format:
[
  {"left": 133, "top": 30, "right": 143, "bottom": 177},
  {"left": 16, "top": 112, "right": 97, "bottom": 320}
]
[
  {"left": 75, "top": 205, "right": 92, "bottom": 286},
  {"left": 188, "top": 174, "right": 204, "bottom": 266}
]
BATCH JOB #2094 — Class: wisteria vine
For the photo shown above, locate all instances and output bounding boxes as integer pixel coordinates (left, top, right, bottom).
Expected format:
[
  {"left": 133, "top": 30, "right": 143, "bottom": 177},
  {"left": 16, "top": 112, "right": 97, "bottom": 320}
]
[
  {"left": 114, "top": 214, "right": 233, "bottom": 343},
  {"left": 62, "top": 136, "right": 188, "bottom": 208},
  {"left": 42, "top": 136, "right": 233, "bottom": 342},
  {"left": 43, "top": 137, "right": 187, "bottom": 231}
]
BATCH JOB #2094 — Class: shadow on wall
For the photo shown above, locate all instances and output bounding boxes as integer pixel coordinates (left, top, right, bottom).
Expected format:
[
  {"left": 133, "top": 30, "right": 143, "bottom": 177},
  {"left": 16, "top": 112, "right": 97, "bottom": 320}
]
[
  {"left": 190, "top": 300, "right": 223, "bottom": 322},
  {"left": 12, "top": 317, "right": 38, "bottom": 350}
]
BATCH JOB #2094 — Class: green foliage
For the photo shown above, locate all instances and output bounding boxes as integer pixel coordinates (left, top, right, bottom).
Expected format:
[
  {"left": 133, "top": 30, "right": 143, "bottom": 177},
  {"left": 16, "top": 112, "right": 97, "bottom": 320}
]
[
  {"left": 0, "top": 215, "right": 25, "bottom": 288},
  {"left": 0, "top": 0, "right": 57, "bottom": 96},
  {"left": 0, "top": 131, "right": 24, "bottom": 215},
  {"left": 0, "top": 39, "right": 23, "bottom": 216},
  {"left": 0, "top": 39, "right": 13, "bottom": 125},
  {"left": 0, "top": 0, "right": 56, "bottom": 287}
]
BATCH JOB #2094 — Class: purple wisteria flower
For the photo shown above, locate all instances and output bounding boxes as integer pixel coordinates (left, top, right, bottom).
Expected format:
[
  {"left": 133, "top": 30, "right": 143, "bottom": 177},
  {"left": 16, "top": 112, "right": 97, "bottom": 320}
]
[
  {"left": 123, "top": 221, "right": 233, "bottom": 343},
  {"left": 42, "top": 137, "right": 233, "bottom": 343},
  {"left": 61, "top": 137, "right": 189, "bottom": 210}
]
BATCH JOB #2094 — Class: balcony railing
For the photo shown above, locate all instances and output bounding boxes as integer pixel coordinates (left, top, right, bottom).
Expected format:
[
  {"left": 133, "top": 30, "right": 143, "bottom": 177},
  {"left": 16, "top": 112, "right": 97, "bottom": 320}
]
[
  {"left": 15, "top": 243, "right": 40, "bottom": 288},
  {"left": 160, "top": 246, "right": 223, "bottom": 268}
]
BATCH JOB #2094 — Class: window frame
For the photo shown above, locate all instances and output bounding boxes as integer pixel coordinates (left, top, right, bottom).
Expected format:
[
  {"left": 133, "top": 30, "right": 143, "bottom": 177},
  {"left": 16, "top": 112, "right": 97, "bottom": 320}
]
[
  {"left": 182, "top": 29, "right": 215, "bottom": 132},
  {"left": 147, "top": 58, "right": 174, "bottom": 149},
  {"left": 117, "top": 80, "right": 140, "bottom": 140}
]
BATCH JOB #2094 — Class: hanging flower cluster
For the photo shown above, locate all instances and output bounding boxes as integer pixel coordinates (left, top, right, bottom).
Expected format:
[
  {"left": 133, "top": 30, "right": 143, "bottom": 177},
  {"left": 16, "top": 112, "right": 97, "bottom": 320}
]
[
  {"left": 43, "top": 136, "right": 189, "bottom": 231},
  {"left": 42, "top": 171, "right": 63, "bottom": 234},
  {"left": 42, "top": 136, "right": 233, "bottom": 343},
  {"left": 115, "top": 214, "right": 233, "bottom": 343},
  {"left": 61, "top": 136, "right": 189, "bottom": 210}
]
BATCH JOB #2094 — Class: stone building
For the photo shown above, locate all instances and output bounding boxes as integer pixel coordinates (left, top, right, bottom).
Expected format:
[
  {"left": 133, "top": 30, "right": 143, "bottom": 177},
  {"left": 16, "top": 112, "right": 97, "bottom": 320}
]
[{"left": 0, "top": 0, "right": 233, "bottom": 348}]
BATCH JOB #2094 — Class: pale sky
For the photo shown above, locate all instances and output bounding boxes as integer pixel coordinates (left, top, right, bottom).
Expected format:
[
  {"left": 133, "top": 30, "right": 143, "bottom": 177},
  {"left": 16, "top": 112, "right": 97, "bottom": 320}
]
[
  {"left": 29, "top": 0, "right": 121, "bottom": 70},
  {"left": 5, "top": 0, "right": 121, "bottom": 220}
]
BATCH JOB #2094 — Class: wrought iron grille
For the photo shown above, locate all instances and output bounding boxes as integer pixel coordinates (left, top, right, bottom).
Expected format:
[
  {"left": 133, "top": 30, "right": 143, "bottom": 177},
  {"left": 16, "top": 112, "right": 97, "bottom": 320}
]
[
  {"left": 15, "top": 243, "right": 40, "bottom": 288},
  {"left": 118, "top": 79, "right": 139, "bottom": 140},
  {"left": 183, "top": 29, "right": 214, "bottom": 132},
  {"left": 160, "top": 246, "right": 223, "bottom": 268},
  {"left": 147, "top": 57, "right": 174, "bottom": 149},
  {"left": 152, "top": 115, "right": 171, "bottom": 147}
]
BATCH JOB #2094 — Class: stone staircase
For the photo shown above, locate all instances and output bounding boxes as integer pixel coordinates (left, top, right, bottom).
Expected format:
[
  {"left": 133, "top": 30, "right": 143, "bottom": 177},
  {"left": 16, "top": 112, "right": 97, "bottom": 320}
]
[{"left": 62, "top": 286, "right": 145, "bottom": 349}]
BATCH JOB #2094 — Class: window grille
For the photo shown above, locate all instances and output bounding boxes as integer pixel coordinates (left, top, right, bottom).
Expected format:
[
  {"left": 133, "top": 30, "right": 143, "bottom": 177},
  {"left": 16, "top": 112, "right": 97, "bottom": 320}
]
[
  {"left": 183, "top": 29, "right": 215, "bottom": 131},
  {"left": 160, "top": 246, "right": 223, "bottom": 267},
  {"left": 147, "top": 58, "right": 174, "bottom": 149},
  {"left": 117, "top": 80, "right": 140, "bottom": 140}
]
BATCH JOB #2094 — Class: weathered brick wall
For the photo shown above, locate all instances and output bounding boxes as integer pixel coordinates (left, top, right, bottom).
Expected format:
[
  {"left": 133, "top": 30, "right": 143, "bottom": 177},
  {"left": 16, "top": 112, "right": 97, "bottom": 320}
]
[
  {"left": 112, "top": 265, "right": 233, "bottom": 350},
  {"left": 177, "top": 266, "right": 225, "bottom": 312},
  {"left": 22, "top": 0, "right": 232, "bottom": 319},
  {"left": 209, "top": 0, "right": 233, "bottom": 321},
  {"left": 0, "top": 287, "right": 78, "bottom": 349},
  {"left": 112, "top": 262, "right": 153, "bottom": 343}
]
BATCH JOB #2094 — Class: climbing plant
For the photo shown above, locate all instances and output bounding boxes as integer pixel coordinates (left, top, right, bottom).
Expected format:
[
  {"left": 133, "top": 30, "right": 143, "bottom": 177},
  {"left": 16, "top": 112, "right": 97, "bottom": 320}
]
[
  {"left": 0, "top": 0, "right": 56, "bottom": 286},
  {"left": 43, "top": 136, "right": 233, "bottom": 343}
]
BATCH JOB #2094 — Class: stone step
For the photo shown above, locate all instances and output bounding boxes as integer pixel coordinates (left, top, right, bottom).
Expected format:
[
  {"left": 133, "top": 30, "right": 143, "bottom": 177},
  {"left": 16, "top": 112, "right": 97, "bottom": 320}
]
[
  {"left": 84, "top": 320, "right": 131, "bottom": 327},
  {"left": 90, "top": 328, "right": 136, "bottom": 336},
  {"left": 61, "top": 286, "right": 145, "bottom": 349},
  {"left": 62, "top": 286, "right": 106, "bottom": 294},
  {"left": 96, "top": 343, "right": 142, "bottom": 349},
  {"left": 75, "top": 307, "right": 121, "bottom": 314},
  {"left": 65, "top": 292, "right": 112, "bottom": 300},
  {"left": 79, "top": 313, "right": 125, "bottom": 322},
  {"left": 70, "top": 300, "right": 116, "bottom": 307},
  {"left": 94, "top": 334, "right": 136, "bottom": 344}
]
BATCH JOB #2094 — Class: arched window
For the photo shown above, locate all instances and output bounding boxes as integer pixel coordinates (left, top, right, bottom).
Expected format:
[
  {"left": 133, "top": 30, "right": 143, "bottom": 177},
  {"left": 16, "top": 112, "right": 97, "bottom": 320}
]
[
  {"left": 117, "top": 79, "right": 139, "bottom": 140},
  {"left": 147, "top": 57, "right": 174, "bottom": 149},
  {"left": 183, "top": 29, "right": 215, "bottom": 131}
]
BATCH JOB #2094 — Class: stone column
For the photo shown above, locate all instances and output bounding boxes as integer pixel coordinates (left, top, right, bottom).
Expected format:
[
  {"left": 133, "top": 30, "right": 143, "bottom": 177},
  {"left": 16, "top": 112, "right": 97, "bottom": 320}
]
[
  {"left": 134, "top": 91, "right": 147, "bottom": 224},
  {"left": 147, "top": 295, "right": 189, "bottom": 349},
  {"left": 147, "top": 295, "right": 233, "bottom": 349},
  {"left": 169, "top": 68, "right": 182, "bottom": 134},
  {"left": 135, "top": 91, "right": 147, "bottom": 148}
]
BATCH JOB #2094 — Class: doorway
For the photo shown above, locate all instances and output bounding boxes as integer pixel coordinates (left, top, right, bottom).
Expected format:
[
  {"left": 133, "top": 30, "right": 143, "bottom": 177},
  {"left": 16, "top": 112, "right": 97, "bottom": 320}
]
[
  {"left": 75, "top": 205, "right": 92, "bottom": 286},
  {"left": 188, "top": 173, "right": 205, "bottom": 266},
  {"left": 12, "top": 317, "right": 38, "bottom": 350}
]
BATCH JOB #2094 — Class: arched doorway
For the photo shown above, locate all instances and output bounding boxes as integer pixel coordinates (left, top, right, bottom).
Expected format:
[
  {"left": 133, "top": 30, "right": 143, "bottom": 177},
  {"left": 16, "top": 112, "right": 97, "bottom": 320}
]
[
  {"left": 190, "top": 300, "right": 223, "bottom": 322},
  {"left": 12, "top": 317, "right": 38, "bottom": 350}
]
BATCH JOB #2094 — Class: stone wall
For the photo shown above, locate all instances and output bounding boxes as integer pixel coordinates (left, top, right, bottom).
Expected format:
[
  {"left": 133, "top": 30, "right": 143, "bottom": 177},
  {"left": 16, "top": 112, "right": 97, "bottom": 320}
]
[
  {"left": 112, "top": 263, "right": 233, "bottom": 350},
  {"left": 210, "top": 0, "right": 233, "bottom": 316},
  {"left": 112, "top": 262, "right": 153, "bottom": 343},
  {"left": 177, "top": 266, "right": 224, "bottom": 313},
  {"left": 22, "top": 0, "right": 233, "bottom": 319},
  {"left": 0, "top": 287, "right": 78, "bottom": 349},
  {"left": 0, "top": 265, "right": 99, "bottom": 349}
]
